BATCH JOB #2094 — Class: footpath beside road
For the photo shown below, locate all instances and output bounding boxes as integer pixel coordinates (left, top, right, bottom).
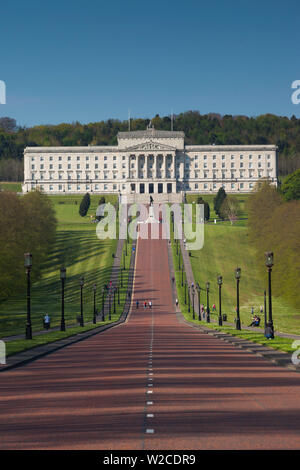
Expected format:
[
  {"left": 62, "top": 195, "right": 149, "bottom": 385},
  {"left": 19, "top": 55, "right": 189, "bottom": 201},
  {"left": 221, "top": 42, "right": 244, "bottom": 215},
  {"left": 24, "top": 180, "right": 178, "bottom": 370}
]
[{"left": 1, "top": 237, "right": 136, "bottom": 372}]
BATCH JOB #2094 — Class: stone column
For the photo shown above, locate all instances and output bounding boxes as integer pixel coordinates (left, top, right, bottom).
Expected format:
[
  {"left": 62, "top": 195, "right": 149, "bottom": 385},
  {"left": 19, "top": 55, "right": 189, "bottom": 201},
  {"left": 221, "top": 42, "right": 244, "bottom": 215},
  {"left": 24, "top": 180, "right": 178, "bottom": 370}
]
[
  {"left": 163, "top": 154, "right": 167, "bottom": 179},
  {"left": 173, "top": 154, "right": 176, "bottom": 179}
]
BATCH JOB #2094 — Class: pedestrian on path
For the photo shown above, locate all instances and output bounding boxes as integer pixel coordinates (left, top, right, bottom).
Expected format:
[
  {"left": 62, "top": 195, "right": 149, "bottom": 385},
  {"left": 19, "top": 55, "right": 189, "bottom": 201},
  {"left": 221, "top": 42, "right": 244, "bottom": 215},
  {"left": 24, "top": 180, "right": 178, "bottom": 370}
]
[
  {"left": 144, "top": 301, "right": 147, "bottom": 309},
  {"left": 175, "top": 298, "right": 179, "bottom": 307},
  {"left": 149, "top": 301, "right": 152, "bottom": 309},
  {"left": 136, "top": 300, "right": 139, "bottom": 309},
  {"left": 44, "top": 314, "right": 50, "bottom": 330}
]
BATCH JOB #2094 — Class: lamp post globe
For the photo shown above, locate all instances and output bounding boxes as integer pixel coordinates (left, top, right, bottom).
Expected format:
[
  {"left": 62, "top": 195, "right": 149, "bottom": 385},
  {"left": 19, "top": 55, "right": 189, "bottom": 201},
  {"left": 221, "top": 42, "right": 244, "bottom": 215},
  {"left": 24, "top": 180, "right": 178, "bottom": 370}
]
[
  {"left": 235, "top": 268, "right": 241, "bottom": 330},
  {"left": 265, "top": 252, "right": 275, "bottom": 339}
]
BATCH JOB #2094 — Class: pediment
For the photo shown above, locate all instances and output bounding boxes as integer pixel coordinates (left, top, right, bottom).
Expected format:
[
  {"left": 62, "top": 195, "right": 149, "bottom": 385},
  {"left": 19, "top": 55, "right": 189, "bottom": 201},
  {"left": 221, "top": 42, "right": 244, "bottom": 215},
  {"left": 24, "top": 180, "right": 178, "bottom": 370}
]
[{"left": 124, "top": 140, "right": 176, "bottom": 152}]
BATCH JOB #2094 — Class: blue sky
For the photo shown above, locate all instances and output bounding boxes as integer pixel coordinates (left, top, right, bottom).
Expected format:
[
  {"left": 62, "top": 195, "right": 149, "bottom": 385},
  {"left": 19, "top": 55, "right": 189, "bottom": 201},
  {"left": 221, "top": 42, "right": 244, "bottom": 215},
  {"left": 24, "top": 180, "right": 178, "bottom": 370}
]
[{"left": 1, "top": 0, "right": 300, "bottom": 126}]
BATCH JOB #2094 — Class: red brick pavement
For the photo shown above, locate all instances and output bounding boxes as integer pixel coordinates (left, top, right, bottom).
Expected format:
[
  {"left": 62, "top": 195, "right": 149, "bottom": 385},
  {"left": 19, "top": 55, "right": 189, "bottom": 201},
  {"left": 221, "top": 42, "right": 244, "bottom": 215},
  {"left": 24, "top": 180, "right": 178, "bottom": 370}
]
[{"left": 1, "top": 227, "right": 300, "bottom": 449}]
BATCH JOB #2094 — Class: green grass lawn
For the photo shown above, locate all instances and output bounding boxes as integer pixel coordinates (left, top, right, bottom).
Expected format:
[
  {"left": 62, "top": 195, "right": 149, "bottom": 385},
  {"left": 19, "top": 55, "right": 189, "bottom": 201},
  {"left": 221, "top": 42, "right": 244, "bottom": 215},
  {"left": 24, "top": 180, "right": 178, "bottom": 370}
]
[
  {"left": 0, "top": 193, "right": 125, "bottom": 339},
  {"left": 0, "top": 181, "right": 22, "bottom": 192},
  {"left": 186, "top": 193, "right": 250, "bottom": 220},
  {"left": 171, "top": 234, "right": 297, "bottom": 354},
  {"left": 188, "top": 223, "right": 300, "bottom": 335}
]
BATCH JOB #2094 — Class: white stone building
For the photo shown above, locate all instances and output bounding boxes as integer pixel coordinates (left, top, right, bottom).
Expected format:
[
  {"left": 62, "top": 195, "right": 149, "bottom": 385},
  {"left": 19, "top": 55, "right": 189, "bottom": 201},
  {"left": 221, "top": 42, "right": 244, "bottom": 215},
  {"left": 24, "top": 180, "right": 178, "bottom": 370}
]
[{"left": 22, "top": 125, "right": 278, "bottom": 201}]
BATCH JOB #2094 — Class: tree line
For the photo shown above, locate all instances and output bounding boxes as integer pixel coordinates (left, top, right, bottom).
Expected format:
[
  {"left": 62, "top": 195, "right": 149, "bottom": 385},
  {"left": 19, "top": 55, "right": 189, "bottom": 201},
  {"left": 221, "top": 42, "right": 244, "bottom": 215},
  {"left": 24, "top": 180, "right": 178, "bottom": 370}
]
[
  {"left": 0, "top": 190, "right": 57, "bottom": 301},
  {"left": 1, "top": 112, "right": 300, "bottom": 180}
]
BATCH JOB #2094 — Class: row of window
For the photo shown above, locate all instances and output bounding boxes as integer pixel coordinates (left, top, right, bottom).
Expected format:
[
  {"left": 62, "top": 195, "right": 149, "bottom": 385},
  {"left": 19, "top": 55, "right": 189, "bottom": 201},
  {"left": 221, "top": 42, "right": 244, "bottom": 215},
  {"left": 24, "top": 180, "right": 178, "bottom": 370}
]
[
  {"left": 31, "top": 163, "right": 122, "bottom": 170},
  {"left": 190, "top": 154, "right": 272, "bottom": 160},
  {"left": 30, "top": 153, "right": 273, "bottom": 162},
  {"left": 32, "top": 183, "right": 123, "bottom": 191},
  {"left": 31, "top": 155, "right": 122, "bottom": 162}
]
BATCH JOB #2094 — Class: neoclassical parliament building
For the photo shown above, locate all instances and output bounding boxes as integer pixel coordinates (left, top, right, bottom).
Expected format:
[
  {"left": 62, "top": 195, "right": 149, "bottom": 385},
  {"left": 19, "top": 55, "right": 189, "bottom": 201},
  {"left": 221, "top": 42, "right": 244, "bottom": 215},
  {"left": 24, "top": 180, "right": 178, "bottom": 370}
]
[{"left": 22, "top": 124, "right": 278, "bottom": 201}]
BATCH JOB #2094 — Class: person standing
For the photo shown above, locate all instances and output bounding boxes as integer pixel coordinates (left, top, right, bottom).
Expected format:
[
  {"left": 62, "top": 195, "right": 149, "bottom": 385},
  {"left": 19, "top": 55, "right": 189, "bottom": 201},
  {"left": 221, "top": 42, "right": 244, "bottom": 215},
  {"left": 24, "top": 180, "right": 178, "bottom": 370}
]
[
  {"left": 44, "top": 314, "right": 50, "bottom": 330},
  {"left": 149, "top": 301, "right": 152, "bottom": 309},
  {"left": 136, "top": 300, "right": 139, "bottom": 309},
  {"left": 144, "top": 301, "right": 147, "bottom": 309}
]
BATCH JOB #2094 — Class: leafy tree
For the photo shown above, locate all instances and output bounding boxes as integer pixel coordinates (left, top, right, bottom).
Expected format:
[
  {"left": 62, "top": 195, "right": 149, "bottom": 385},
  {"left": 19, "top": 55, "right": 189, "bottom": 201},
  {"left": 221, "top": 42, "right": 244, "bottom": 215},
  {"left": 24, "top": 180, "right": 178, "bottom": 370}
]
[
  {"left": 213, "top": 187, "right": 227, "bottom": 218},
  {"left": 219, "top": 196, "right": 240, "bottom": 224},
  {"left": 281, "top": 169, "right": 300, "bottom": 201},
  {"left": 0, "top": 190, "right": 56, "bottom": 301},
  {"left": 79, "top": 193, "right": 90, "bottom": 217},
  {"left": 197, "top": 196, "right": 210, "bottom": 221}
]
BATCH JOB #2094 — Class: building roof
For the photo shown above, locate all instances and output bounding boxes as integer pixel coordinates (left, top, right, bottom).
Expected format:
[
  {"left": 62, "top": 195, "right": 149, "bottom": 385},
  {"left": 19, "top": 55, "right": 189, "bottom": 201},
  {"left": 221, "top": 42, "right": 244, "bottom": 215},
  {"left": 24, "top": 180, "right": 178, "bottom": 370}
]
[{"left": 117, "top": 128, "right": 185, "bottom": 139}]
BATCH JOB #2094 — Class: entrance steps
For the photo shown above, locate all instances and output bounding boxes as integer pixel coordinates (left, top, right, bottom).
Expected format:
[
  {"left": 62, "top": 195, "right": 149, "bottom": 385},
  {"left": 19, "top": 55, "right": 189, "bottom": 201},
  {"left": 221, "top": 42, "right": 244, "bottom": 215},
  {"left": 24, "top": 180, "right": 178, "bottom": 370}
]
[{"left": 122, "top": 193, "right": 183, "bottom": 204}]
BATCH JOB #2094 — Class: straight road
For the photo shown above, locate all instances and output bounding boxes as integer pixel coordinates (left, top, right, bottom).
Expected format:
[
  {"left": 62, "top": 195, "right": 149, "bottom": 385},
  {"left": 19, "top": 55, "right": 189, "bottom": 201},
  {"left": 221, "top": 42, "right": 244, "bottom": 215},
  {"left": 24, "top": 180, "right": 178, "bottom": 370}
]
[{"left": 1, "top": 221, "right": 300, "bottom": 449}]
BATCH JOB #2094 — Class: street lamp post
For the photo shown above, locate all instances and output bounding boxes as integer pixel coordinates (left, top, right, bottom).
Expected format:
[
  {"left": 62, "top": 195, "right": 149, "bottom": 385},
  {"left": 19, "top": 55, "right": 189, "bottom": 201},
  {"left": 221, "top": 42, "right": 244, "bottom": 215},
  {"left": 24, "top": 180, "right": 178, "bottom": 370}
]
[
  {"left": 60, "top": 267, "right": 66, "bottom": 331},
  {"left": 265, "top": 252, "right": 275, "bottom": 338},
  {"left": 117, "top": 285, "right": 120, "bottom": 305},
  {"left": 79, "top": 277, "right": 84, "bottom": 327},
  {"left": 184, "top": 280, "right": 187, "bottom": 304},
  {"left": 264, "top": 289, "right": 267, "bottom": 333},
  {"left": 192, "top": 286, "right": 195, "bottom": 320},
  {"left": 235, "top": 268, "right": 241, "bottom": 330},
  {"left": 121, "top": 267, "right": 123, "bottom": 287},
  {"left": 113, "top": 286, "right": 116, "bottom": 314},
  {"left": 102, "top": 287, "right": 105, "bottom": 321},
  {"left": 217, "top": 275, "right": 223, "bottom": 326},
  {"left": 181, "top": 263, "right": 184, "bottom": 287},
  {"left": 109, "top": 292, "right": 111, "bottom": 320},
  {"left": 206, "top": 282, "right": 210, "bottom": 323},
  {"left": 188, "top": 286, "right": 190, "bottom": 312},
  {"left": 93, "top": 283, "right": 97, "bottom": 324},
  {"left": 196, "top": 283, "right": 201, "bottom": 321},
  {"left": 24, "top": 253, "right": 33, "bottom": 340}
]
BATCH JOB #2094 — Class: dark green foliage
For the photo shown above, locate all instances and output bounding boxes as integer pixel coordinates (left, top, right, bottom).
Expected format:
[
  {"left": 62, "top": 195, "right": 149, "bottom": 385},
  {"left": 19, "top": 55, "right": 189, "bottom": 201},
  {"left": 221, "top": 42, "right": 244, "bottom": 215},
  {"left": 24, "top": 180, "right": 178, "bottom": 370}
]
[
  {"left": 197, "top": 196, "right": 210, "bottom": 220},
  {"left": 247, "top": 181, "right": 300, "bottom": 309},
  {"left": 1, "top": 112, "right": 300, "bottom": 179},
  {"left": 0, "top": 190, "right": 56, "bottom": 301},
  {"left": 213, "top": 187, "right": 227, "bottom": 218},
  {"left": 79, "top": 193, "right": 90, "bottom": 217},
  {"left": 281, "top": 169, "right": 300, "bottom": 201}
]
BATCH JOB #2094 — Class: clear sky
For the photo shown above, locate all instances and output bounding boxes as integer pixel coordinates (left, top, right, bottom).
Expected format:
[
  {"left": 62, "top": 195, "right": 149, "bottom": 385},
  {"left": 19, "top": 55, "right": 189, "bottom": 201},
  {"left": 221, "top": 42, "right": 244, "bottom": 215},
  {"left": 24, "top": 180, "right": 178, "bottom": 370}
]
[{"left": 1, "top": 0, "right": 300, "bottom": 127}]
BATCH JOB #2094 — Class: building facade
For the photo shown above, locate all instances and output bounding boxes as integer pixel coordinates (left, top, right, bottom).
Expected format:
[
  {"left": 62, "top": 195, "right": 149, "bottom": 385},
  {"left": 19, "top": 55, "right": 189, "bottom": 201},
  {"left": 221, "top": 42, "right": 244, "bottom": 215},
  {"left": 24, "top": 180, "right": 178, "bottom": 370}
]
[{"left": 22, "top": 126, "right": 278, "bottom": 199}]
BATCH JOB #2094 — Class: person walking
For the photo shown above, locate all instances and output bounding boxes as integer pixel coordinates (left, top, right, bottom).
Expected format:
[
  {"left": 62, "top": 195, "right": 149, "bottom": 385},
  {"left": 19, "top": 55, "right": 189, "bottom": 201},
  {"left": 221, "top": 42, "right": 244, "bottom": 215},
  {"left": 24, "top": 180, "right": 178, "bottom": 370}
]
[
  {"left": 44, "top": 314, "right": 50, "bottom": 330},
  {"left": 144, "top": 301, "right": 147, "bottom": 309},
  {"left": 136, "top": 300, "right": 139, "bottom": 309},
  {"left": 149, "top": 301, "right": 152, "bottom": 309},
  {"left": 175, "top": 298, "right": 179, "bottom": 307}
]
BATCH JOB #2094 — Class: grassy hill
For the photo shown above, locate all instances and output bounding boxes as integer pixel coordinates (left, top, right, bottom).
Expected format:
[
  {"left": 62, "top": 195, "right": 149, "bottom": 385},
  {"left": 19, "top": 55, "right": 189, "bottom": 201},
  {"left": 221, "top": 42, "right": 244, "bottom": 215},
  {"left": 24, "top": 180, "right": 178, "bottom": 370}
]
[
  {"left": 185, "top": 195, "right": 300, "bottom": 335},
  {"left": 0, "top": 194, "right": 120, "bottom": 337}
]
